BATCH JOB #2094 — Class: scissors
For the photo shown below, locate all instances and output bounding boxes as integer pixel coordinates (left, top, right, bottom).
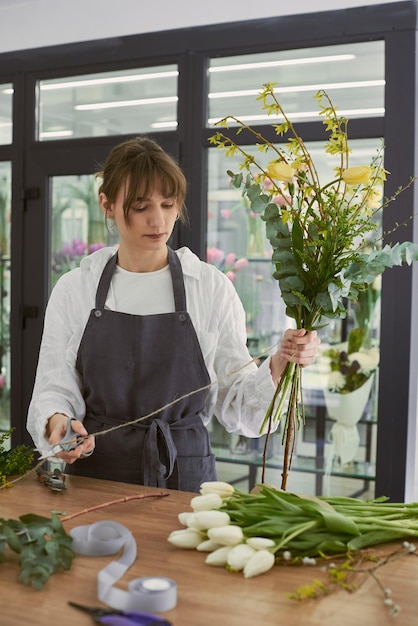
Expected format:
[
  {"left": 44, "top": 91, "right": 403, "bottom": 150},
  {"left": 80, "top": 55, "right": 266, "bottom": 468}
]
[
  {"left": 51, "top": 417, "right": 93, "bottom": 457},
  {"left": 68, "top": 601, "right": 172, "bottom": 626}
]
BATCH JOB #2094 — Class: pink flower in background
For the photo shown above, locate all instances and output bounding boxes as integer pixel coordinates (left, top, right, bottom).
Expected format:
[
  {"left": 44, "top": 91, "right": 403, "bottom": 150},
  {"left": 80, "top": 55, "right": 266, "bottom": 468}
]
[
  {"left": 89, "top": 242, "right": 106, "bottom": 253},
  {"left": 0, "top": 374, "right": 5, "bottom": 389},
  {"left": 206, "top": 247, "right": 225, "bottom": 264},
  {"left": 273, "top": 193, "right": 292, "bottom": 207},
  {"left": 234, "top": 258, "right": 249, "bottom": 270},
  {"left": 220, "top": 209, "right": 232, "bottom": 220},
  {"left": 206, "top": 248, "right": 249, "bottom": 282},
  {"left": 61, "top": 238, "right": 87, "bottom": 259},
  {"left": 225, "top": 252, "right": 237, "bottom": 266}
]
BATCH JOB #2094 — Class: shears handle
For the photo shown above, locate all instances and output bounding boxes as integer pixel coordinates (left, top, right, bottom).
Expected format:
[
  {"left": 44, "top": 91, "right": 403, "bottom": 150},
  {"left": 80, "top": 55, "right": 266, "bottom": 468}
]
[
  {"left": 100, "top": 613, "right": 171, "bottom": 626},
  {"left": 59, "top": 417, "right": 83, "bottom": 452}
]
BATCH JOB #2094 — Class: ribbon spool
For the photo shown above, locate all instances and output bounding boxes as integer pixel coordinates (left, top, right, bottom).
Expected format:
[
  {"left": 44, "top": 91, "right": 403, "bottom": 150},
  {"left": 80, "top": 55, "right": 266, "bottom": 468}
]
[{"left": 70, "top": 520, "right": 177, "bottom": 613}]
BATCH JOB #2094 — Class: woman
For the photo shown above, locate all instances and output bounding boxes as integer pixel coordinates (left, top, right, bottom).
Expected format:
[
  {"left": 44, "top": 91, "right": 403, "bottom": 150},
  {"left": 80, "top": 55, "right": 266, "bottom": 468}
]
[{"left": 27, "top": 137, "right": 319, "bottom": 492}]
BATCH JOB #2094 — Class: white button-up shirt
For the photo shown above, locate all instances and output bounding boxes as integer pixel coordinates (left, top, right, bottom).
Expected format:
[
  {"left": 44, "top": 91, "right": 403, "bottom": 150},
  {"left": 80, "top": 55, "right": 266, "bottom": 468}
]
[{"left": 27, "top": 246, "right": 277, "bottom": 456}]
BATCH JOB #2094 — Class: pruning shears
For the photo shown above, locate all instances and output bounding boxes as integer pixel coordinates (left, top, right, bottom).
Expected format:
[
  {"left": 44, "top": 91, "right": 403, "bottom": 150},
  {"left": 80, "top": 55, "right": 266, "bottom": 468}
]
[
  {"left": 68, "top": 602, "right": 172, "bottom": 626},
  {"left": 36, "top": 465, "right": 66, "bottom": 491}
]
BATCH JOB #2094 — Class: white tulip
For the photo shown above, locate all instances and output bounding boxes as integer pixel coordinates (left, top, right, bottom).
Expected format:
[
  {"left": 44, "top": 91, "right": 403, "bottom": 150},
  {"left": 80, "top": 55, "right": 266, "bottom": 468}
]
[
  {"left": 167, "top": 528, "right": 205, "bottom": 549},
  {"left": 207, "top": 524, "right": 244, "bottom": 546},
  {"left": 196, "top": 539, "right": 223, "bottom": 552},
  {"left": 243, "top": 549, "right": 276, "bottom": 578},
  {"left": 200, "top": 481, "right": 235, "bottom": 498},
  {"left": 246, "top": 537, "right": 276, "bottom": 550},
  {"left": 187, "top": 510, "right": 231, "bottom": 530},
  {"left": 205, "top": 546, "right": 232, "bottom": 566},
  {"left": 227, "top": 544, "right": 256, "bottom": 571},
  {"left": 190, "top": 493, "right": 223, "bottom": 511},
  {"left": 178, "top": 511, "right": 193, "bottom": 526}
]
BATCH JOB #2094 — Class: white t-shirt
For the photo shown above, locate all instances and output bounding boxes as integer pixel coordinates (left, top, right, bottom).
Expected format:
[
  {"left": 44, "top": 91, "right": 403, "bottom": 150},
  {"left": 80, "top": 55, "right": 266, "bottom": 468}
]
[{"left": 109, "top": 264, "right": 174, "bottom": 315}]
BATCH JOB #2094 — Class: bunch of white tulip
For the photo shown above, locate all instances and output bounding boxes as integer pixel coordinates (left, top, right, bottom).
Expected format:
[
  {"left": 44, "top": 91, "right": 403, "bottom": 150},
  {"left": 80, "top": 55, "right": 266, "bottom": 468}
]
[{"left": 167, "top": 481, "right": 276, "bottom": 578}]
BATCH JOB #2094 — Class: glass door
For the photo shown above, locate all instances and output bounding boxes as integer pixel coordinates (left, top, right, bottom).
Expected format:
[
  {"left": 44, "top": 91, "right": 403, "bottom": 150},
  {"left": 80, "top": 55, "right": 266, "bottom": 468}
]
[
  {"left": 17, "top": 137, "right": 180, "bottom": 447},
  {"left": 0, "top": 161, "right": 11, "bottom": 432},
  {"left": 205, "top": 41, "right": 384, "bottom": 498}
]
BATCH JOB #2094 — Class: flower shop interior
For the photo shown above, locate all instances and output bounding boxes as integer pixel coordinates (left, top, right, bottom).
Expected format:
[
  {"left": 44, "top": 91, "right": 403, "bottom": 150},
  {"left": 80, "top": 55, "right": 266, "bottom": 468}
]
[{"left": 1, "top": 0, "right": 418, "bottom": 509}]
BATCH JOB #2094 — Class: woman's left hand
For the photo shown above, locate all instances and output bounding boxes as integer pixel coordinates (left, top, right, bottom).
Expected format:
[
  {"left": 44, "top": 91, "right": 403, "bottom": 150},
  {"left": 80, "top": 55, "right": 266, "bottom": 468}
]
[{"left": 270, "top": 328, "right": 320, "bottom": 384}]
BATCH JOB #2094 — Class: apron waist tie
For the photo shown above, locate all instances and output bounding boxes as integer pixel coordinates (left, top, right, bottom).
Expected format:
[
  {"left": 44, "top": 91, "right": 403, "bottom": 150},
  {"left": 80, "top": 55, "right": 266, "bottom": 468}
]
[
  {"left": 143, "top": 419, "right": 177, "bottom": 486},
  {"left": 143, "top": 413, "right": 205, "bottom": 487}
]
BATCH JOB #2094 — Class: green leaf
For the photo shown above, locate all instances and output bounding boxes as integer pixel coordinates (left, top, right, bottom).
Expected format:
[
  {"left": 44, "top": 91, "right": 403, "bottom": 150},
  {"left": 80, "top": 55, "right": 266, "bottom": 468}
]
[
  {"left": 347, "top": 328, "right": 364, "bottom": 353},
  {"left": 226, "top": 170, "right": 243, "bottom": 189},
  {"left": 291, "top": 217, "right": 304, "bottom": 256}
]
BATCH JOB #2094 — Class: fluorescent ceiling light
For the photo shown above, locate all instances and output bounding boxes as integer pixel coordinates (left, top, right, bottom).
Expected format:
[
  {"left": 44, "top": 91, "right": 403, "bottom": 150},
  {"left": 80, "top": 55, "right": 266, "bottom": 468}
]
[
  {"left": 209, "top": 80, "right": 385, "bottom": 99},
  {"left": 0, "top": 122, "right": 12, "bottom": 128},
  {"left": 40, "top": 71, "right": 178, "bottom": 90},
  {"left": 1, "top": 88, "right": 13, "bottom": 95},
  {"left": 208, "top": 107, "right": 385, "bottom": 125},
  {"left": 151, "top": 121, "right": 178, "bottom": 129},
  {"left": 209, "top": 54, "right": 356, "bottom": 73},
  {"left": 75, "top": 96, "right": 178, "bottom": 111},
  {"left": 39, "top": 130, "right": 74, "bottom": 138}
]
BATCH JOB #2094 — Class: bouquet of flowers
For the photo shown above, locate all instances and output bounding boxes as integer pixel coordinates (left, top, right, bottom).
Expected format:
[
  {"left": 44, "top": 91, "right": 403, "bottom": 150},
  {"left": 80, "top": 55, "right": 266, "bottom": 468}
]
[
  {"left": 325, "top": 332, "right": 380, "bottom": 395},
  {"left": 210, "top": 83, "right": 418, "bottom": 489}
]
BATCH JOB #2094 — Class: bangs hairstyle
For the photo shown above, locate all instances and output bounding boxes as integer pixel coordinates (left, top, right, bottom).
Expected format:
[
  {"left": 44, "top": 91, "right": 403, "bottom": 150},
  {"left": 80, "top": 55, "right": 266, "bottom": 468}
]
[{"left": 96, "top": 137, "right": 188, "bottom": 224}]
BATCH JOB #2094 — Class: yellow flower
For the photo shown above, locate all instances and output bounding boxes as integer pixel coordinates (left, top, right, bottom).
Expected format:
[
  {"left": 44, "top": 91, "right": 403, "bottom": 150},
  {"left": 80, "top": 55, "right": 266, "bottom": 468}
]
[
  {"left": 365, "top": 186, "right": 383, "bottom": 209},
  {"left": 342, "top": 165, "right": 372, "bottom": 185},
  {"left": 267, "top": 161, "right": 295, "bottom": 182}
]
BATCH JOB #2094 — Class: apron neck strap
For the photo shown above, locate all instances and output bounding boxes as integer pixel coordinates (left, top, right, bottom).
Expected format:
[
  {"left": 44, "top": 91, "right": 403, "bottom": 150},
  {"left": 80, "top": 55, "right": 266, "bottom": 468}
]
[{"left": 167, "top": 246, "right": 187, "bottom": 312}]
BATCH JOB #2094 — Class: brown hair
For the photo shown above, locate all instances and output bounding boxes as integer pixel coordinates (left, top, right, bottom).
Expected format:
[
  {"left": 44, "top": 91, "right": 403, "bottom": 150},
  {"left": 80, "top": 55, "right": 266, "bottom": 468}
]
[{"left": 96, "top": 137, "right": 188, "bottom": 224}]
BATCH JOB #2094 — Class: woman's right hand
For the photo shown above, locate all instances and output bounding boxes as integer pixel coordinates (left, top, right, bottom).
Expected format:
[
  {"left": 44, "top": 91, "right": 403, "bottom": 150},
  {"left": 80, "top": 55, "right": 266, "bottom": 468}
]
[{"left": 46, "top": 413, "right": 95, "bottom": 464}]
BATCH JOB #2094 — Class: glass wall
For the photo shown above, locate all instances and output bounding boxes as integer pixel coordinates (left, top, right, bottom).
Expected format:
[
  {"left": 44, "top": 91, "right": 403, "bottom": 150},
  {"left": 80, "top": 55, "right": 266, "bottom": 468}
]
[
  {"left": 207, "top": 41, "right": 384, "bottom": 126},
  {"left": 0, "top": 83, "right": 12, "bottom": 144},
  {"left": 50, "top": 175, "right": 118, "bottom": 290},
  {"left": 37, "top": 65, "right": 178, "bottom": 140},
  {"left": 0, "top": 161, "right": 11, "bottom": 431},
  {"left": 206, "top": 41, "right": 384, "bottom": 497}
]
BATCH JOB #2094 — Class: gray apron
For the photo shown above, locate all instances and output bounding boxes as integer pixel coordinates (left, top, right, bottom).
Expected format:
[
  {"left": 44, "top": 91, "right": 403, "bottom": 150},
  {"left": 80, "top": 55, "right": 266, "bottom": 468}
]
[{"left": 67, "top": 247, "right": 217, "bottom": 492}]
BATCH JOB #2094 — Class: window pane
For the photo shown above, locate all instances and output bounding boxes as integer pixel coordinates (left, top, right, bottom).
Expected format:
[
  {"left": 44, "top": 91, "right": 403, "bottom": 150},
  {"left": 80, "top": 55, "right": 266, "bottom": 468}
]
[
  {"left": 207, "top": 41, "right": 384, "bottom": 125},
  {"left": 0, "top": 161, "right": 11, "bottom": 432},
  {"left": 208, "top": 139, "right": 381, "bottom": 496},
  {"left": 0, "top": 83, "right": 13, "bottom": 145},
  {"left": 50, "top": 175, "right": 118, "bottom": 290},
  {"left": 38, "top": 66, "right": 178, "bottom": 141}
]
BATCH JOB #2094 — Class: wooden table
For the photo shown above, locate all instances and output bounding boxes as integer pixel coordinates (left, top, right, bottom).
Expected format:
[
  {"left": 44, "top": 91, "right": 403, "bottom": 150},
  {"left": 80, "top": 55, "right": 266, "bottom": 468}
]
[{"left": 1, "top": 473, "right": 417, "bottom": 626}]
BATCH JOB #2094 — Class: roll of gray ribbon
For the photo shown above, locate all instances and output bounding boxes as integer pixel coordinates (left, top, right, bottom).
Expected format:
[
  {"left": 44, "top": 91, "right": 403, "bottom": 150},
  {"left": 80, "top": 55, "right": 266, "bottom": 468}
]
[{"left": 70, "top": 520, "right": 177, "bottom": 613}]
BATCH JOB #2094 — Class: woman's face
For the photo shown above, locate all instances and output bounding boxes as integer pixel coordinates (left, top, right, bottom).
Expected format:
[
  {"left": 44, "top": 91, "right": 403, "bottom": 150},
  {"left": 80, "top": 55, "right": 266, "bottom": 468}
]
[{"left": 101, "top": 179, "right": 179, "bottom": 255}]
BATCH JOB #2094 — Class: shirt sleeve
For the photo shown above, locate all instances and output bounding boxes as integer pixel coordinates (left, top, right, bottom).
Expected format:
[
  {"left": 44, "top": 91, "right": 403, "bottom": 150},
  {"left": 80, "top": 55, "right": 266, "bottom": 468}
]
[
  {"left": 26, "top": 272, "right": 89, "bottom": 456},
  {"left": 208, "top": 273, "right": 279, "bottom": 438}
]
